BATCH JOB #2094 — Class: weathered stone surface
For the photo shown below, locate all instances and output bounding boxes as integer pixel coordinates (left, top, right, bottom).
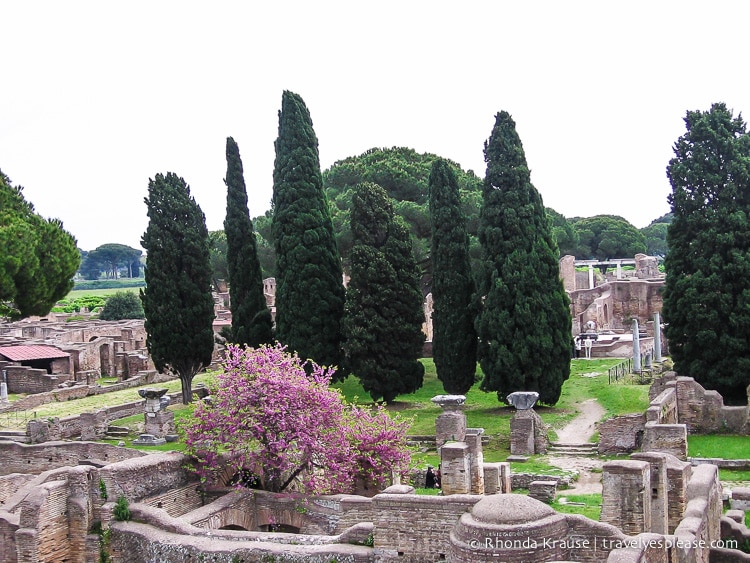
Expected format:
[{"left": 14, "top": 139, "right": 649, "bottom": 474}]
[
  {"left": 431, "top": 394, "right": 466, "bottom": 407},
  {"left": 507, "top": 391, "right": 539, "bottom": 410}
]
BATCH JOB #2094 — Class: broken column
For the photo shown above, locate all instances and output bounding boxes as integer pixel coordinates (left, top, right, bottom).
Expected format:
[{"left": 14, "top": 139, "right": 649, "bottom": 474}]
[
  {"left": 508, "top": 391, "right": 547, "bottom": 456},
  {"left": 431, "top": 394, "right": 467, "bottom": 447},
  {"left": 133, "top": 388, "right": 174, "bottom": 445},
  {"left": 0, "top": 370, "right": 7, "bottom": 405}
]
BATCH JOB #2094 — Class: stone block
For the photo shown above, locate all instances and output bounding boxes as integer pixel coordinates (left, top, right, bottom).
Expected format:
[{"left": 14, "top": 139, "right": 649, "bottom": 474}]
[{"left": 528, "top": 480, "right": 556, "bottom": 503}]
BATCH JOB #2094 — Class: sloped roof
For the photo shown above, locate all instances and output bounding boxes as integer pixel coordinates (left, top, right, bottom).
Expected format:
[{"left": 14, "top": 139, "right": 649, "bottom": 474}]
[{"left": 0, "top": 345, "right": 70, "bottom": 361}]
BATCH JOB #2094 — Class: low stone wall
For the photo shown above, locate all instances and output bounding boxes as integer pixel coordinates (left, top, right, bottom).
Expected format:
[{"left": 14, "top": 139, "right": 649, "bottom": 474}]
[
  {"left": 372, "top": 487, "right": 478, "bottom": 562},
  {"left": 672, "top": 463, "right": 723, "bottom": 563},
  {"left": 4, "top": 365, "right": 72, "bottom": 395},
  {"left": 651, "top": 373, "right": 750, "bottom": 433},
  {"left": 598, "top": 413, "right": 646, "bottom": 455},
  {"left": 511, "top": 472, "right": 574, "bottom": 490},
  {"left": 0, "top": 440, "right": 144, "bottom": 476}
]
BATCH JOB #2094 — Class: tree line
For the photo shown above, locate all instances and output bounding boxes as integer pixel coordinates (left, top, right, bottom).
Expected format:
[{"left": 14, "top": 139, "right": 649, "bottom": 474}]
[{"left": 139, "top": 91, "right": 571, "bottom": 407}]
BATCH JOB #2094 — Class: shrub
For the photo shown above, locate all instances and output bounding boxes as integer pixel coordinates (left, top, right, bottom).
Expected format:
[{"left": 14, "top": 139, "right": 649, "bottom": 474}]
[{"left": 99, "top": 292, "right": 144, "bottom": 321}]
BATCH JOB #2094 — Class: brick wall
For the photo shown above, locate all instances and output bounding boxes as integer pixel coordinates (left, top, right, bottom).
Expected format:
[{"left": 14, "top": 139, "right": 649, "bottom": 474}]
[
  {"left": 598, "top": 413, "right": 646, "bottom": 455},
  {"left": 0, "top": 441, "right": 144, "bottom": 477},
  {"left": 372, "top": 490, "right": 477, "bottom": 562}
]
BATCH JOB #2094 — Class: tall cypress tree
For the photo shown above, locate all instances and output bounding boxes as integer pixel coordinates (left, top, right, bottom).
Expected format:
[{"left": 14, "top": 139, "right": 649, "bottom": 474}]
[
  {"left": 428, "top": 159, "right": 478, "bottom": 394},
  {"left": 271, "top": 91, "right": 345, "bottom": 372},
  {"left": 476, "top": 112, "right": 572, "bottom": 406},
  {"left": 224, "top": 137, "right": 273, "bottom": 347},
  {"left": 663, "top": 103, "right": 750, "bottom": 402},
  {"left": 141, "top": 172, "right": 215, "bottom": 404},
  {"left": 343, "top": 182, "right": 425, "bottom": 403}
]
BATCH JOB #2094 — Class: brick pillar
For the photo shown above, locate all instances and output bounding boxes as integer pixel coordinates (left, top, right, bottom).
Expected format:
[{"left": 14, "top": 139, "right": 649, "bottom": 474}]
[
  {"left": 559, "top": 254, "right": 576, "bottom": 292},
  {"left": 601, "top": 460, "right": 651, "bottom": 534},
  {"left": 465, "top": 428, "right": 484, "bottom": 495},
  {"left": 510, "top": 409, "right": 535, "bottom": 455},
  {"left": 631, "top": 452, "right": 669, "bottom": 534},
  {"left": 440, "top": 442, "right": 470, "bottom": 495}
]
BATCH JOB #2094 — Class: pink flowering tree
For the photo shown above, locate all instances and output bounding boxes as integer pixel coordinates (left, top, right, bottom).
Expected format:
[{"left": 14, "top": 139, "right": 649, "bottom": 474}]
[
  {"left": 344, "top": 404, "right": 412, "bottom": 490},
  {"left": 185, "top": 344, "right": 412, "bottom": 494}
]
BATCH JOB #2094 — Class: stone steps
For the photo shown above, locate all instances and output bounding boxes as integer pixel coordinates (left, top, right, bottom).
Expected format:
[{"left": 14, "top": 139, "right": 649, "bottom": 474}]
[
  {"left": 105, "top": 425, "right": 130, "bottom": 438},
  {"left": 548, "top": 442, "right": 599, "bottom": 456},
  {"left": 0, "top": 430, "right": 30, "bottom": 443}
]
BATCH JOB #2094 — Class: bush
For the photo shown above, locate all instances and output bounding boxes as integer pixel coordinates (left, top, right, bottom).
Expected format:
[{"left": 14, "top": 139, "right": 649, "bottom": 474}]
[
  {"left": 113, "top": 496, "right": 130, "bottom": 521},
  {"left": 99, "top": 292, "right": 144, "bottom": 321}
]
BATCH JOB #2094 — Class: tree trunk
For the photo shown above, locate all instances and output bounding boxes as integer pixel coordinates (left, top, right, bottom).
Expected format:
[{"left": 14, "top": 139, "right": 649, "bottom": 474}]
[{"left": 180, "top": 374, "right": 193, "bottom": 404}]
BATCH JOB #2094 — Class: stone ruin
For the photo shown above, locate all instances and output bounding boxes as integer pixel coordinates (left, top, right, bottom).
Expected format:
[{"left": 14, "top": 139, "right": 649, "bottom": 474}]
[{"left": 1, "top": 384, "right": 749, "bottom": 562}]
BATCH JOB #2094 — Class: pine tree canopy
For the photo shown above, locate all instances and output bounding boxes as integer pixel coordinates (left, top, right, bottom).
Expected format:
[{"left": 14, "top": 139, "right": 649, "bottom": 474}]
[
  {"left": 476, "top": 112, "right": 572, "bottom": 406},
  {"left": 141, "top": 172, "right": 215, "bottom": 404},
  {"left": 343, "top": 182, "right": 425, "bottom": 403},
  {"left": 0, "top": 170, "right": 80, "bottom": 319},
  {"left": 663, "top": 102, "right": 750, "bottom": 402},
  {"left": 272, "top": 91, "right": 345, "bottom": 373},
  {"left": 429, "top": 158, "right": 478, "bottom": 394},
  {"left": 224, "top": 136, "right": 273, "bottom": 348}
]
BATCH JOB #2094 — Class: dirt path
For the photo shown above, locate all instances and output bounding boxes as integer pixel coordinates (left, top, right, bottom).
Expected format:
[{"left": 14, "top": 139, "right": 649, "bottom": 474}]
[
  {"left": 547, "top": 398, "right": 606, "bottom": 495},
  {"left": 554, "top": 398, "right": 605, "bottom": 444}
]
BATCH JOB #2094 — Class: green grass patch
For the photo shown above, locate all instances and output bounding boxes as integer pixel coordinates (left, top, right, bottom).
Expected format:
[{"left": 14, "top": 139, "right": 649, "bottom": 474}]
[
  {"left": 720, "top": 468, "right": 750, "bottom": 483},
  {"left": 66, "top": 287, "right": 142, "bottom": 299},
  {"left": 551, "top": 493, "right": 602, "bottom": 520},
  {"left": 688, "top": 435, "right": 750, "bottom": 459},
  {"left": 414, "top": 487, "right": 441, "bottom": 496}
]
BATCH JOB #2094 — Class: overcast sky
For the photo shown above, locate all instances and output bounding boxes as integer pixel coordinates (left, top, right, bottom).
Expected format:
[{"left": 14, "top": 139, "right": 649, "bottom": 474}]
[{"left": 2, "top": 1, "right": 748, "bottom": 251}]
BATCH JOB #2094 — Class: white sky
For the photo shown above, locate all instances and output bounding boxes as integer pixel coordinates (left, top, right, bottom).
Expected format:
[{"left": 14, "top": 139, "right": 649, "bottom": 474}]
[{"left": 2, "top": 1, "right": 748, "bottom": 251}]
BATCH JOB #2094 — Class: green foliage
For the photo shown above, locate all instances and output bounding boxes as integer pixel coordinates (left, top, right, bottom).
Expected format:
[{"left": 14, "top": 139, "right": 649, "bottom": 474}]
[
  {"left": 428, "top": 159, "right": 478, "bottom": 394},
  {"left": 207, "top": 230, "right": 228, "bottom": 289},
  {"left": 663, "top": 103, "right": 750, "bottom": 401},
  {"left": 72, "top": 279, "right": 145, "bottom": 291},
  {"left": 272, "top": 91, "right": 345, "bottom": 373},
  {"left": 112, "top": 496, "right": 130, "bottom": 521},
  {"left": 99, "top": 479, "right": 108, "bottom": 500},
  {"left": 343, "top": 183, "right": 425, "bottom": 403},
  {"left": 99, "top": 291, "right": 145, "bottom": 321},
  {"left": 571, "top": 215, "right": 647, "bottom": 261},
  {"left": 224, "top": 137, "right": 273, "bottom": 347},
  {"left": 52, "top": 294, "right": 107, "bottom": 313},
  {"left": 0, "top": 170, "right": 80, "bottom": 319},
  {"left": 81, "top": 243, "right": 142, "bottom": 279},
  {"left": 141, "top": 172, "right": 215, "bottom": 404},
  {"left": 475, "top": 112, "right": 572, "bottom": 406},
  {"left": 546, "top": 208, "right": 579, "bottom": 257},
  {"left": 322, "top": 146, "right": 483, "bottom": 273}
]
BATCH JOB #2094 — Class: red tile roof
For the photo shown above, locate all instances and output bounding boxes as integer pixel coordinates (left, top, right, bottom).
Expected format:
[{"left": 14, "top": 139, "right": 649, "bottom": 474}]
[{"left": 0, "top": 345, "right": 70, "bottom": 361}]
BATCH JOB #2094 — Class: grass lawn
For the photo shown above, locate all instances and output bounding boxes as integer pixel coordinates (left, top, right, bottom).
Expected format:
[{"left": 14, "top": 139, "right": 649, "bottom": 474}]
[
  {"left": 551, "top": 493, "right": 602, "bottom": 520},
  {"left": 688, "top": 435, "right": 750, "bottom": 459},
  {"left": 6, "top": 356, "right": 650, "bottom": 474}
]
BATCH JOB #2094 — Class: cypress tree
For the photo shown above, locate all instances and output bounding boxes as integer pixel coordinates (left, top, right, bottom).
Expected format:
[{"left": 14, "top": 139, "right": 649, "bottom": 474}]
[
  {"left": 224, "top": 137, "right": 273, "bottom": 347},
  {"left": 343, "top": 182, "right": 425, "bottom": 403},
  {"left": 271, "top": 91, "right": 345, "bottom": 373},
  {"left": 428, "top": 159, "right": 478, "bottom": 394},
  {"left": 476, "top": 112, "right": 572, "bottom": 406},
  {"left": 663, "top": 103, "right": 750, "bottom": 402},
  {"left": 141, "top": 172, "right": 215, "bottom": 404}
]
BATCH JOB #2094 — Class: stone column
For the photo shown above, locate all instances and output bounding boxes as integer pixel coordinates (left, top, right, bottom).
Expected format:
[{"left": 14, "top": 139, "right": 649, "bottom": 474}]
[
  {"left": 134, "top": 388, "right": 173, "bottom": 445},
  {"left": 559, "top": 255, "right": 576, "bottom": 292},
  {"left": 508, "top": 391, "right": 540, "bottom": 456},
  {"left": 633, "top": 319, "right": 641, "bottom": 373},
  {"left": 653, "top": 312, "right": 663, "bottom": 362},
  {"left": 431, "top": 395, "right": 466, "bottom": 447},
  {"left": 588, "top": 264, "right": 595, "bottom": 288}
]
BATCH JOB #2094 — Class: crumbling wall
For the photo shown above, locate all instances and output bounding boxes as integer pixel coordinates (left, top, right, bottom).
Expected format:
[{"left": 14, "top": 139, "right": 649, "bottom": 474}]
[
  {"left": 598, "top": 413, "right": 646, "bottom": 455},
  {"left": 0, "top": 441, "right": 144, "bottom": 476}
]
